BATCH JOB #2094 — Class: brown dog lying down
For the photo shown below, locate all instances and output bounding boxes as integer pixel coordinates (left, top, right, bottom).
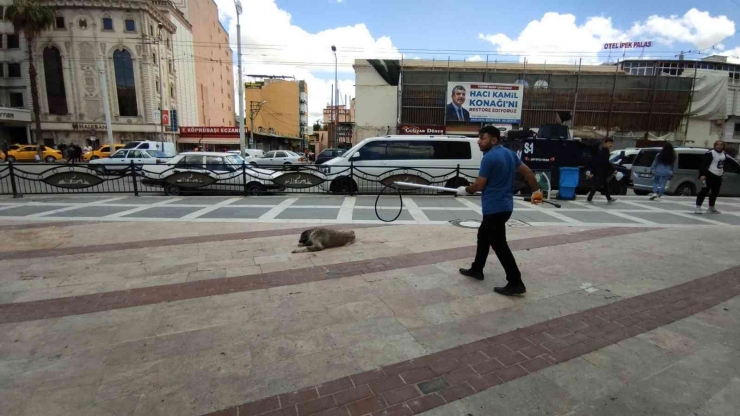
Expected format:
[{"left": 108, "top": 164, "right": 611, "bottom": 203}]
[{"left": 292, "top": 228, "right": 356, "bottom": 253}]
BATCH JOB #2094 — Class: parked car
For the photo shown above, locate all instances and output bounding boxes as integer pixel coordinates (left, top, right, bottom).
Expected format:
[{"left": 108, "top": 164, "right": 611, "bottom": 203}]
[
  {"left": 315, "top": 148, "right": 346, "bottom": 165},
  {"left": 319, "top": 135, "right": 481, "bottom": 193},
  {"left": 253, "top": 150, "right": 309, "bottom": 168},
  {"left": 631, "top": 147, "right": 740, "bottom": 196},
  {"left": 83, "top": 144, "right": 125, "bottom": 161},
  {"left": 88, "top": 149, "right": 171, "bottom": 172},
  {"left": 1, "top": 145, "right": 62, "bottom": 163},
  {"left": 122, "top": 141, "right": 177, "bottom": 157},
  {"left": 610, "top": 148, "right": 640, "bottom": 186},
  {"left": 228, "top": 149, "right": 265, "bottom": 164},
  {"left": 140, "top": 151, "right": 283, "bottom": 196}
]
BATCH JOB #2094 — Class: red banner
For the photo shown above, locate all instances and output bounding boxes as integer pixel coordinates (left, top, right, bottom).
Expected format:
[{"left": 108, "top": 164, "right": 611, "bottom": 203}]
[{"left": 179, "top": 126, "right": 246, "bottom": 136}]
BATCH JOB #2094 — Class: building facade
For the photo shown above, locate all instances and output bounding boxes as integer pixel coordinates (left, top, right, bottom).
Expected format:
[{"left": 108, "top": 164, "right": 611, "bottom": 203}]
[
  {"left": 354, "top": 58, "right": 693, "bottom": 143},
  {"left": 322, "top": 98, "right": 355, "bottom": 147},
  {"left": 188, "top": 0, "right": 233, "bottom": 127},
  {"left": 621, "top": 56, "right": 740, "bottom": 151},
  {"left": 0, "top": 2, "right": 32, "bottom": 144},
  {"left": 244, "top": 78, "right": 307, "bottom": 150}
]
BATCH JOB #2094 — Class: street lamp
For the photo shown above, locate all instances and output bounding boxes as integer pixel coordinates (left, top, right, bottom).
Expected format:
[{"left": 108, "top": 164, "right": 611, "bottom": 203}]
[
  {"left": 331, "top": 45, "right": 338, "bottom": 149},
  {"left": 157, "top": 23, "right": 165, "bottom": 144},
  {"left": 235, "top": 0, "right": 247, "bottom": 153}
]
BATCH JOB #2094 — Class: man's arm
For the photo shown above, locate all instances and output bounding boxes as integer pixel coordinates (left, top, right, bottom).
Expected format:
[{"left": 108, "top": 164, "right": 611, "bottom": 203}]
[
  {"left": 517, "top": 163, "right": 541, "bottom": 193},
  {"left": 465, "top": 176, "right": 488, "bottom": 194}
]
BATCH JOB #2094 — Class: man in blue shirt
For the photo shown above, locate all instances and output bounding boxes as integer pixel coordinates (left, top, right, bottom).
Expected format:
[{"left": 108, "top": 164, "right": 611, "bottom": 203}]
[{"left": 457, "top": 126, "right": 542, "bottom": 296}]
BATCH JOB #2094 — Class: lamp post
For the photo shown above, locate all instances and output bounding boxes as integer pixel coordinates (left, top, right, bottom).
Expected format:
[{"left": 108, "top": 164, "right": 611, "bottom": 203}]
[
  {"left": 235, "top": 0, "right": 247, "bottom": 153},
  {"left": 157, "top": 23, "right": 165, "bottom": 143},
  {"left": 331, "top": 45, "right": 338, "bottom": 149}
]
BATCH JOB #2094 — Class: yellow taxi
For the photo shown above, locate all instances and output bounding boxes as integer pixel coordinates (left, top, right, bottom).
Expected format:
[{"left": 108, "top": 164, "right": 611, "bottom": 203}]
[
  {"left": 83, "top": 144, "right": 125, "bottom": 161},
  {"left": 2, "top": 145, "right": 62, "bottom": 163}
]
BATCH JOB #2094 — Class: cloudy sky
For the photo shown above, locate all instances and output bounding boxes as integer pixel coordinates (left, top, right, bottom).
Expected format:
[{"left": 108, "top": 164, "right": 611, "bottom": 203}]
[{"left": 210, "top": 0, "right": 739, "bottom": 122}]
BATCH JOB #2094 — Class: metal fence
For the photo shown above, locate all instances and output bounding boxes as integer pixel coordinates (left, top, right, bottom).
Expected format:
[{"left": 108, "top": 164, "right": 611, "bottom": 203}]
[{"left": 0, "top": 161, "right": 495, "bottom": 198}]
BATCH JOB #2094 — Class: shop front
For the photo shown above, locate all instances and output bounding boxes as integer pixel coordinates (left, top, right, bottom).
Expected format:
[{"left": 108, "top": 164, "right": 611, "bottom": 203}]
[
  {"left": 0, "top": 107, "right": 31, "bottom": 147},
  {"left": 178, "top": 126, "right": 303, "bottom": 152}
]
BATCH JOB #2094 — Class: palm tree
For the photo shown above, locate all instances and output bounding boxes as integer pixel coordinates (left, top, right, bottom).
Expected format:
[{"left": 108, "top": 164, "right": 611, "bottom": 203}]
[{"left": 6, "top": 0, "right": 54, "bottom": 159}]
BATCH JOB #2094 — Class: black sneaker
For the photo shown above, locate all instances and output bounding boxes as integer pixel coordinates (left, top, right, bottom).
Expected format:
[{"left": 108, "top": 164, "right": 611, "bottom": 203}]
[
  {"left": 493, "top": 285, "right": 526, "bottom": 296},
  {"left": 459, "top": 268, "right": 484, "bottom": 280}
]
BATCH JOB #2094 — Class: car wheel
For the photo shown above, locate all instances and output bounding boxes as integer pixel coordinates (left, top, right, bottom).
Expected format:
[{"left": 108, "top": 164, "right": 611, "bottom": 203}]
[
  {"left": 674, "top": 183, "right": 696, "bottom": 197},
  {"left": 91, "top": 156, "right": 99, "bottom": 160},
  {"left": 249, "top": 162, "right": 257, "bottom": 167},
  {"left": 633, "top": 190, "right": 650, "bottom": 196},
  {"left": 246, "top": 182, "right": 265, "bottom": 196},
  {"left": 6, "top": 156, "right": 15, "bottom": 163},
  {"left": 45, "top": 156, "right": 56, "bottom": 163},
  {"left": 164, "top": 184, "right": 181, "bottom": 196},
  {"left": 330, "top": 177, "right": 358, "bottom": 194}
]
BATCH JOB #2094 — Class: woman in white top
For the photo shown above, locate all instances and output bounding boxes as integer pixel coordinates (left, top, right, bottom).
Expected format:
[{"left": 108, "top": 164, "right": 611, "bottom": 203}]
[{"left": 695, "top": 140, "right": 726, "bottom": 214}]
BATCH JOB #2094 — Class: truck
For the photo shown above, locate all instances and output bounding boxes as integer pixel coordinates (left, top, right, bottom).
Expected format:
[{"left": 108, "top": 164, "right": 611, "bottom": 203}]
[{"left": 502, "top": 124, "right": 629, "bottom": 197}]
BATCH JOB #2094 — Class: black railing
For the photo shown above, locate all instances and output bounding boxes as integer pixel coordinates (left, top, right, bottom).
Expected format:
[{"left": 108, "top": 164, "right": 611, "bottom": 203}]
[{"left": 0, "top": 161, "right": 497, "bottom": 197}]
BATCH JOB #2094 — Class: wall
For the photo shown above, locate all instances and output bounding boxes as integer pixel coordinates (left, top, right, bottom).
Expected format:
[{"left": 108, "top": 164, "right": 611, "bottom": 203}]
[
  {"left": 245, "top": 79, "right": 300, "bottom": 138},
  {"left": 169, "top": 11, "right": 197, "bottom": 127},
  {"left": 188, "top": 0, "right": 234, "bottom": 126},
  {"left": 0, "top": 1, "right": 29, "bottom": 110},
  {"left": 354, "top": 60, "right": 397, "bottom": 141}
]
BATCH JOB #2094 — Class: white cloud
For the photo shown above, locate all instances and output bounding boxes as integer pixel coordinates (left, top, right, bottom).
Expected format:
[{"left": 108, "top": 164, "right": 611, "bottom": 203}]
[
  {"left": 466, "top": 55, "right": 484, "bottom": 62},
  {"left": 717, "top": 48, "right": 740, "bottom": 64},
  {"left": 214, "top": 0, "right": 399, "bottom": 122},
  {"left": 629, "top": 9, "right": 735, "bottom": 49},
  {"left": 479, "top": 9, "right": 736, "bottom": 64}
]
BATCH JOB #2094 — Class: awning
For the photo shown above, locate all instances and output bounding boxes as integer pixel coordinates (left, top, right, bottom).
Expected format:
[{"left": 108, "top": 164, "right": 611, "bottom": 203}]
[{"left": 177, "top": 137, "right": 239, "bottom": 144}]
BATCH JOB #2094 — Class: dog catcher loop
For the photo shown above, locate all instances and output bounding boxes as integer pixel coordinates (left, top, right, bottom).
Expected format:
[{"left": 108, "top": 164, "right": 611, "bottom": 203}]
[{"left": 373, "top": 181, "right": 561, "bottom": 222}]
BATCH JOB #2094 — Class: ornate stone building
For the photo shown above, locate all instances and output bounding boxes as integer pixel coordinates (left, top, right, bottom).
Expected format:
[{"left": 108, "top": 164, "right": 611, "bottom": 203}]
[{"left": 28, "top": 0, "right": 179, "bottom": 146}]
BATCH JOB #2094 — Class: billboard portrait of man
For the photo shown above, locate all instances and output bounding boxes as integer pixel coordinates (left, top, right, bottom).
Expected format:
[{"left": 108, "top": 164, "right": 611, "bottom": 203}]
[{"left": 446, "top": 85, "right": 471, "bottom": 122}]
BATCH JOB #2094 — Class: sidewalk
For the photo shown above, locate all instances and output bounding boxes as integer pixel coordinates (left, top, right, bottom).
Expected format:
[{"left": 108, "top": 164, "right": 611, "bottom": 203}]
[{"left": 0, "top": 219, "right": 738, "bottom": 415}]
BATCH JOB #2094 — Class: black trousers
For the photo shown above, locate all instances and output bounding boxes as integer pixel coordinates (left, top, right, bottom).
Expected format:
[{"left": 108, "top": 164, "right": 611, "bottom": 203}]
[
  {"left": 587, "top": 175, "right": 612, "bottom": 201},
  {"left": 696, "top": 172, "right": 723, "bottom": 207},
  {"left": 472, "top": 212, "right": 523, "bottom": 287}
]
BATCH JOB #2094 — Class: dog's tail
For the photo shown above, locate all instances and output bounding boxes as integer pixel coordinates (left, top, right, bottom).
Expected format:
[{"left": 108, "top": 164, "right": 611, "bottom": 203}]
[{"left": 348, "top": 230, "right": 356, "bottom": 244}]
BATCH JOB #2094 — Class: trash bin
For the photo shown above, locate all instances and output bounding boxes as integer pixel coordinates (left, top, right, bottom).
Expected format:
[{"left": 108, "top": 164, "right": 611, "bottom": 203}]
[{"left": 558, "top": 167, "right": 579, "bottom": 200}]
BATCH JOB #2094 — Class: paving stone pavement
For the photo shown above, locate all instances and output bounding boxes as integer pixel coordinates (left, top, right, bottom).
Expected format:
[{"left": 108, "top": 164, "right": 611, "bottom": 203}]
[
  {"left": 0, "top": 212, "right": 739, "bottom": 416},
  {"left": 1, "top": 194, "right": 740, "bottom": 227}
]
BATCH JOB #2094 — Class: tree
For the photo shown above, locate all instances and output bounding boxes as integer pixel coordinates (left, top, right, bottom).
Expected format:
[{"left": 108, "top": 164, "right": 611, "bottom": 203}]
[{"left": 6, "top": 0, "right": 54, "bottom": 159}]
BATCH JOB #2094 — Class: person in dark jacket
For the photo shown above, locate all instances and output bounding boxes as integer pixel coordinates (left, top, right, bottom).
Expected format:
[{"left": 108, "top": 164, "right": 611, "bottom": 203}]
[
  {"left": 695, "top": 140, "right": 727, "bottom": 214},
  {"left": 586, "top": 138, "right": 617, "bottom": 203}
]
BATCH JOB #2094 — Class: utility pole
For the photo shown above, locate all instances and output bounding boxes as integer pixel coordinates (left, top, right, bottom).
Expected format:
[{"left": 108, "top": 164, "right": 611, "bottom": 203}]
[
  {"left": 235, "top": 0, "right": 246, "bottom": 153},
  {"left": 157, "top": 23, "right": 165, "bottom": 143},
  {"left": 332, "top": 45, "right": 338, "bottom": 148},
  {"left": 249, "top": 100, "right": 266, "bottom": 150}
]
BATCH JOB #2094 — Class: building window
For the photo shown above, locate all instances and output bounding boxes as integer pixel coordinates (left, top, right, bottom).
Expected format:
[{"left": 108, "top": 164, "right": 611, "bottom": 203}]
[
  {"left": 0, "top": 64, "right": 4, "bottom": 77},
  {"left": 155, "top": 79, "right": 159, "bottom": 92},
  {"left": 152, "top": 52, "right": 156, "bottom": 63},
  {"left": 55, "top": 16, "right": 65, "bottom": 29},
  {"left": 125, "top": 19, "right": 135, "bottom": 32},
  {"left": 170, "top": 84, "right": 174, "bottom": 97},
  {"left": 0, "top": 6, "right": 4, "bottom": 20},
  {"left": 102, "top": 17, "right": 113, "bottom": 31},
  {"left": 9, "top": 92, "right": 23, "bottom": 108},
  {"left": 168, "top": 61, "right": 172, "bottom": 72},
  {"left": 43, "top": 47, "right": 68, "bottom": 115},
  {"left": 166, "top": 38, "right": 170, "bottom": 49},
  {"left": 8, "top": 63, "right": 21, "bottom": 77},
  {"left": 734, "top": 123, "right": 740, "bottom": 133},
  {"left": 7, "top": 34, "right": 19, "bottom": 49},
  {"left": 113, "top": 50, "right": 138, "bottom": 116},
  {"left": 149, "top": 25, "right": 153, "bottom": 36}
]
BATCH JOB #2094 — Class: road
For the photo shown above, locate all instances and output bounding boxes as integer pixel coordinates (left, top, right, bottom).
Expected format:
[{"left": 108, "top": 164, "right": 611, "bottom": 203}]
[{"left": 1, "top": 194, "right": 739, "bottom": 227}]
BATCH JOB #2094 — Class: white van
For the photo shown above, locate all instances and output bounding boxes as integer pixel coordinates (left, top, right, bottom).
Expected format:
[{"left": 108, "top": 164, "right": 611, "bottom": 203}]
[
  {"left": 319, "top": 135, "right": 482, "bottom": 193},
  {"left": 123, "top": 141, "right": 176, "bottom": 157}
]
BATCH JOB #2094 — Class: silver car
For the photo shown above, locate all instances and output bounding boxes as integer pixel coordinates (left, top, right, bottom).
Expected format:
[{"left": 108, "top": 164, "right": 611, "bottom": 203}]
[{"left": 631, "top": 147, "right": 740, "bottom": 196}]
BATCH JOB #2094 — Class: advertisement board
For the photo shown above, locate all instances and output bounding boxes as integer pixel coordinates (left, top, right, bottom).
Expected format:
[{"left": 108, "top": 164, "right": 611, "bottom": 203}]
[{"left": 446, "top": 82, "right": 523, "bottom": 124}]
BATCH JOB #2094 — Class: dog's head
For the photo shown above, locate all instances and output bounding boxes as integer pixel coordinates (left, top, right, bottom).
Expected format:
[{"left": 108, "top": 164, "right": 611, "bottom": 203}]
[{"left": 299, "top": 229, "right": 313, "bottom": 245}]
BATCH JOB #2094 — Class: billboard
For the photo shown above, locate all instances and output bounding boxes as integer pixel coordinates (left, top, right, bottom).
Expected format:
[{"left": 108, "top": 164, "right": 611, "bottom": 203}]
[{"left": 446, "top": 82, "right": 523, "bottom": 124}]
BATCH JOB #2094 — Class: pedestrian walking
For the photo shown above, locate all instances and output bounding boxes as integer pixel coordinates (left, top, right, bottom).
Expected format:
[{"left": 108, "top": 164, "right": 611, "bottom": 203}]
[
  {"left": 1, "top": 141, "right": 8, "bottom": 161},
  {"left": 66, "top": 146, "right": 75, "bottom": 164},
  {"left": 695, "top": 140, "right": 727, "bottom": 214},
  {"left": 586, "top": 137, "right": 617, "bottom": 204},
  {"left": 649, "top": 142, "right": 676, "bottom": 201},
  {"left": 457, "top": 126, "right": 543, "bottom": 296}
]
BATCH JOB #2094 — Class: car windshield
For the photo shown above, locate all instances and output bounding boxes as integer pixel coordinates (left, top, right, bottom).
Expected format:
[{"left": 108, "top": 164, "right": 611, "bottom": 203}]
[
  {"left": 341, "top": 142, "right": 364, "bottom": 158},
  {"left": 609, "top": 153, "right": 622, "bottom": 163},
  {"left": 225, "top": 155, "right": 241, "bottom": 165}
]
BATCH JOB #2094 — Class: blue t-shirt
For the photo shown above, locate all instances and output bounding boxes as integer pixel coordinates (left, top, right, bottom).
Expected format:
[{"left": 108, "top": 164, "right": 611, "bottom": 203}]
[{"left": 479, "top": 146, "right": 522, "bottom": 215}]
